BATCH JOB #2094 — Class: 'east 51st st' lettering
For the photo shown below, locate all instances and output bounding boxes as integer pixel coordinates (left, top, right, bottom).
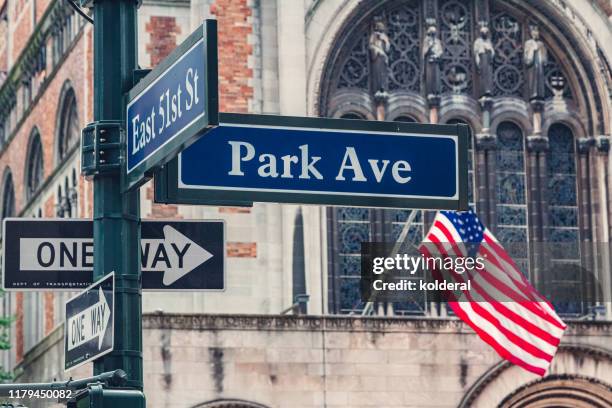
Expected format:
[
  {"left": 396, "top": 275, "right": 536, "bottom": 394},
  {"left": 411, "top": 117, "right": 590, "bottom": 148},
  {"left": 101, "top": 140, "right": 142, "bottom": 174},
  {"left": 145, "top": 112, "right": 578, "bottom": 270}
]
[
  {"left": 227, "top": 141, "right": 412, "bottom": 184},
  {"left": 131, "top": 67, "right": 200, "bottom": 154}
]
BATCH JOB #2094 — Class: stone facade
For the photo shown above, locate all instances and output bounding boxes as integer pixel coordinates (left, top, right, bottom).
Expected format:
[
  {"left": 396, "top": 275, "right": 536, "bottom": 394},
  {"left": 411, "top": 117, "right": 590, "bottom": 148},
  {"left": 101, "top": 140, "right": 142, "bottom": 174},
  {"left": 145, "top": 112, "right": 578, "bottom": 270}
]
[{"left": 12, "top": 314, "right": 612, "bottom": 407}]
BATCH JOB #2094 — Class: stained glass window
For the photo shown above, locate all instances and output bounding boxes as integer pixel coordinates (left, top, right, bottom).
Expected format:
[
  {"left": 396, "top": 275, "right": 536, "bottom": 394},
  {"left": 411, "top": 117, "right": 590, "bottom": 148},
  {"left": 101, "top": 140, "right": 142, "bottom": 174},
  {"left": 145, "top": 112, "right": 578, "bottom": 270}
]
[
  {"left": 496, "top": 122, "right": 529, "bottom": 275},
  {"left": 546, "top": 123, "right": 582, "bottom": 315}
]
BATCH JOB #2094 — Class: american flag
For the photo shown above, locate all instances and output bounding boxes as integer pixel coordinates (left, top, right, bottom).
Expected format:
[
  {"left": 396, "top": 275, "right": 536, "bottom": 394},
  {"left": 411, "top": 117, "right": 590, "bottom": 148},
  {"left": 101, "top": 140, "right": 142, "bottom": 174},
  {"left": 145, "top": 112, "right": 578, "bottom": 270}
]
[{"left": 419, "top": 209, "right": 566, "bottom": 376}]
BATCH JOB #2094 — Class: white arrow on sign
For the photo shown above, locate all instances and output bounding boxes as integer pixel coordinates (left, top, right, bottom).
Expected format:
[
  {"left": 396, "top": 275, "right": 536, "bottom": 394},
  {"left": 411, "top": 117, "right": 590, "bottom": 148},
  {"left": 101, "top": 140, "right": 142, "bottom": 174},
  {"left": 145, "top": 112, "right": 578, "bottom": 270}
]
[
  {"left": 141, "top": 225, "right": 213, "bottom": 286},
  {"left": 67, "top": 286, "right": 111, "bottom": 351},
  {"left": 19, "top": 225, "right": 214, "bottom": 286}
]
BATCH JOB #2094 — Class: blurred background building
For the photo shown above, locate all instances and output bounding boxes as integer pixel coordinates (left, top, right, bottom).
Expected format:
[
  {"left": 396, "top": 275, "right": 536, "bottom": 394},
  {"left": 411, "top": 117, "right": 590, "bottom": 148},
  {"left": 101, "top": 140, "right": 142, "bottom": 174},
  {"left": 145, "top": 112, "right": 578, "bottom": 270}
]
[{"left": 0, "top": 0, "right": 611, "bottom": 406}]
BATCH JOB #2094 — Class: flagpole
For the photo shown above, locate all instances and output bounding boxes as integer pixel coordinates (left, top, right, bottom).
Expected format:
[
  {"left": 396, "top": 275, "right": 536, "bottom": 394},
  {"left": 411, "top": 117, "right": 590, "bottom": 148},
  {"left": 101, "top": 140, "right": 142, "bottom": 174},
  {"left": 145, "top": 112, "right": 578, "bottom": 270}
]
[{"left": 361, "top": 209, "right": 420, "bottom": 316}]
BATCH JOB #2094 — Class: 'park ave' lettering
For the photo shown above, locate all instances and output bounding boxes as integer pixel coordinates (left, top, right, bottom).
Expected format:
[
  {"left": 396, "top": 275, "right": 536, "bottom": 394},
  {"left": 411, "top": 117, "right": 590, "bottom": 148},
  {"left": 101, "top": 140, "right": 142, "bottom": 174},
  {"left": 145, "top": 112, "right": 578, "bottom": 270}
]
[{"left": 227, "top": 141, "right": 412, "bottom": 184}]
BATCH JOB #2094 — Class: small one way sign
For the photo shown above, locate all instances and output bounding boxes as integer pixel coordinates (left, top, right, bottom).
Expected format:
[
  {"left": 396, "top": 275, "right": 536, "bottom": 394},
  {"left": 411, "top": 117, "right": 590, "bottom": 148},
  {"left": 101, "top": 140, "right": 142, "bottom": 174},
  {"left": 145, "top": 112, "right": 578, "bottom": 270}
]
[{"left": 64, "top": 273, "right": 114, "bottom": 371}]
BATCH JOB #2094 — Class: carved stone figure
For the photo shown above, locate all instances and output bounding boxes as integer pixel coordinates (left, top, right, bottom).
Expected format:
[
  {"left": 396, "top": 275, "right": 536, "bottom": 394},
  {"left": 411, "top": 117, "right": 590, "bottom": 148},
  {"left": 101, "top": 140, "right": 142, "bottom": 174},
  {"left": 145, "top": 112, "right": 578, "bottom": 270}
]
[
  {"left": 473, "top": 24, "right": 495, "bottom": 97},
  {"left": 523, "top": 25, "right": 548, "bottom": 101},
  {"left": 423, "top": 24, "right": 443, "bottom": 98},
  {"left": 368, "top": 17, "right": 391, "bottom": 98}
]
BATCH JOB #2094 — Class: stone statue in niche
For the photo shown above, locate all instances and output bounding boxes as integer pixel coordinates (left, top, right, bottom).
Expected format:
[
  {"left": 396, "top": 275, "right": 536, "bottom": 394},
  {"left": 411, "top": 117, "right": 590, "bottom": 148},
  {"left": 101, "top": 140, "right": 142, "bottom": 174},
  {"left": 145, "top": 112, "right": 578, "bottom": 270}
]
[
  {"left": 422, "top": 23, "right": 443, "bottom": 99},
  {"left": 473, "top": 23, "right": 495, "bottom": 97},
  {"left": 368, "top": 16, "right": 391, "bottom": 100},
  {"left": 523, "top": 24, "right": 548, "bottom": 101}
]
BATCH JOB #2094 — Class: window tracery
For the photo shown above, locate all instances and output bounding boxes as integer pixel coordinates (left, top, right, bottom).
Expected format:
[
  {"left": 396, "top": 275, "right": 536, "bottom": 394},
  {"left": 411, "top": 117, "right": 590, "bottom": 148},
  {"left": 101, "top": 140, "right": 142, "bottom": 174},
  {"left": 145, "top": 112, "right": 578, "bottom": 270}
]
[
  {"left": 323, "top": 0, "right": 593, "bottom": 316},
  {"left": 439, "top": 0, "right": 473, "bottom": 94},
  {"left": 491, "top": 12, "right": 524, "bottom": 97}
]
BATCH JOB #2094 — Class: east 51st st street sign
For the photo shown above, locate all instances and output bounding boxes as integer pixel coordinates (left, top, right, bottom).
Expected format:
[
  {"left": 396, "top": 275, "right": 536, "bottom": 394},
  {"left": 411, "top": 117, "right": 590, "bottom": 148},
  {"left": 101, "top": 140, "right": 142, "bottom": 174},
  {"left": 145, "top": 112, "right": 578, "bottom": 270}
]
[
  {"left": 125, "top": 20, "right": 218, "bottom": 190},
  {"left": 156, "top": 113, "right": 469, "bottom": 210},
  {"left": 2, "top": 219, "right": 225, "bottom": 291}
]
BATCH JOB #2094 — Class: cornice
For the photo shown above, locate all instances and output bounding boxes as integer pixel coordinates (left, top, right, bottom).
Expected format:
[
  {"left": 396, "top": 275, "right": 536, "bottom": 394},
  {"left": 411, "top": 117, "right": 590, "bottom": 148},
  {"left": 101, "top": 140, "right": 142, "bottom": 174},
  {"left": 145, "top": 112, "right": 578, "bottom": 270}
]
[{"left": 142, "top": 313, "right": 612, "bottom": 335}]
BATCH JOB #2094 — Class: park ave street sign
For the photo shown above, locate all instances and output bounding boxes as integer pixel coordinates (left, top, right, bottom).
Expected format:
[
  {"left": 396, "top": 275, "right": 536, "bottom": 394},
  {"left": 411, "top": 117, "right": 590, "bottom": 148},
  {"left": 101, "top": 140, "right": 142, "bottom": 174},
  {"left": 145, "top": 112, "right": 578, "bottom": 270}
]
[
  {"left": 64, "top": 273, "right": 114, "bottom": 371},
  {"left": 156, "top": 113, "right": 468, "bottom": 209},
  {"left": 2, "top": 219, "right": 225, "bottom": 291},
  {"left": 125, "top": 20, "right": 218, "bottom": 190}
]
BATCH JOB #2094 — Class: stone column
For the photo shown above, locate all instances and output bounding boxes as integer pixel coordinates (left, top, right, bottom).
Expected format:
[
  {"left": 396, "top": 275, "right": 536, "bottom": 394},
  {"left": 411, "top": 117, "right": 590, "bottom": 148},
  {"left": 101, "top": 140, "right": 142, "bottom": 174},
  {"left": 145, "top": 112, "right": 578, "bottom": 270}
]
[
  {"left": 595, "top": 136, "right": 611, "bottom": 317},
  {"left": 577, "top": 137, "right": 596, "bottom": 305},
  {"left": 475, "top": 97, "right": 496, "bottom": 228},
  {"left": 526, "top": 134, "right": 548, "bottom": 287}
]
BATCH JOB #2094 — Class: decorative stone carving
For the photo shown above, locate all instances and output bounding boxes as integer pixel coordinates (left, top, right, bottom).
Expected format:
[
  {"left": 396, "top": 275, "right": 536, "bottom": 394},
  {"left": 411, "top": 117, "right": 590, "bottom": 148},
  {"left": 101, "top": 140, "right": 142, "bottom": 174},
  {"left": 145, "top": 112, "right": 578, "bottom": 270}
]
[
  {"left": 577, "top": 136, "right": 595, "bottom": 154},
  {"left": 474, "top": 22, "right": 495, "bottom": 97},
  {"left": 368, "top": 15, "right": 391, "bottom": 102},
  {"left": 596, "top": 135, "right": 610, "bottom": 152},
  {"left": 422, "top": 21, "right": 443, "bottom": 101},
  {"left": 527, "top": 134, "right": 549, "bottom": 152},
  {"left": 524, "top": 25, "right": 548, "bottom": 102}
]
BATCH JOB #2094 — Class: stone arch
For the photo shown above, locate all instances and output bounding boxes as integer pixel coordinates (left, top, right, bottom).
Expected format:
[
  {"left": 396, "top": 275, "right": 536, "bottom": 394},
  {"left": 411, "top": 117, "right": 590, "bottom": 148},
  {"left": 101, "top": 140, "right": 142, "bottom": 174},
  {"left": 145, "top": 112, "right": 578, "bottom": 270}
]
[
  {"left": 191, "top": 399, "right": 271, "bottom": 408},
  {"left": 327, "top": 88, "right": 375, "bottom": 119},
  {"left": 385, "top": 92, "right": 428, "bottom": 123},
  {"left": 542, "top": 111, "right": 588, "bottom": 140},
  {"left": 458, "top": 344, "right": 612, "bottom": 408},
  {"left": 309, "top": 0, "right": 612, "bottom": 134},
  {"left": 491, "top": 99, "right": 533, "bottom": 136},
  {"left": 439, "top": 95, "right": 483, "bottom": 134},
  {"left": 499, "top": 375, "right": 612, "bottom": 407}
]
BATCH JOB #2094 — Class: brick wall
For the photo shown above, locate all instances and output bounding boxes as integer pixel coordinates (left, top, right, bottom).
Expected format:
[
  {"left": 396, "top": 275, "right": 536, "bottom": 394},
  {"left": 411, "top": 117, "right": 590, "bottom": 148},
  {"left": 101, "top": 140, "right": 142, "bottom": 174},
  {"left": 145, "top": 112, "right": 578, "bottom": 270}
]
[
  {"left": 227, "top": 242, "right": 257, "bottom": 258},
  {"left": 1, "top": 27, "right": 92, "bottom": 362},
  {"left": 145, "top": 16, "right": 181, "bottom": 66},
  {"left": 211, "top": 0, "right": 253, "bottom": 113},
  {"left": 0, "top": 30, "right": 90, "bottom": 213},
  {"left": 9, "top": 0, "right": 32, "bottom": 63}
]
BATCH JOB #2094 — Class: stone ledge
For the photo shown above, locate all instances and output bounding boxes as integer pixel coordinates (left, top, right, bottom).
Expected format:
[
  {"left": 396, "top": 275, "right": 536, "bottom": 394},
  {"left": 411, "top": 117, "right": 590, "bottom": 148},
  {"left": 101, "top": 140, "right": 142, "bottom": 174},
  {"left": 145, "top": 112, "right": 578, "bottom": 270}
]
[{"left": 142, "top": 313, "right": 612, "bottom": 335}]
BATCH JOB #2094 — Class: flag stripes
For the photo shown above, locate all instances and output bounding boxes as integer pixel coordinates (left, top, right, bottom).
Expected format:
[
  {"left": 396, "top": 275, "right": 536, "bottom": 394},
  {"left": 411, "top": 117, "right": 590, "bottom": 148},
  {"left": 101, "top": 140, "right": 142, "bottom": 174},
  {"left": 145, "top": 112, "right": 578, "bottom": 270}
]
[{"left": 419, "top": 210, "right": 566, "bottom": 376}]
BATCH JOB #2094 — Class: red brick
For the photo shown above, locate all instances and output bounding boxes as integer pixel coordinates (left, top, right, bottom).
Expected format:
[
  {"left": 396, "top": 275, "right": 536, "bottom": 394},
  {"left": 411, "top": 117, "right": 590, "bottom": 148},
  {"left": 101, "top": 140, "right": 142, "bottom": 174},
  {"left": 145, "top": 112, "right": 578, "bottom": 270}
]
[
  {"left": 219, "top": 207, "right": 251, "bottom": 214},
  {"left": 211, "top": 0, "right": 254, "bottom": 113},
  {"left": 227, "top": 242, "right": 257, "bottom": 258},
  {"left": 43, "top": 293, "right": 54, "bottom": 335},
  {"left": 145, "top": 16, "right": 181, "bottom": 66}
]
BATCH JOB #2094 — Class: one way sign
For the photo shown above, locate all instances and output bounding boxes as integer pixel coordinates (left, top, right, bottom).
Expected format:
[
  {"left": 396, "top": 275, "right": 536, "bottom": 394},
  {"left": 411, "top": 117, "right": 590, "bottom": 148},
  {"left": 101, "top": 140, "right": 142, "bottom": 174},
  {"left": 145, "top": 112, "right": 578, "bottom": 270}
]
[
  {"left": 2, "top": 219, "right": 225, "bottom": 291},
  {"left": 65, "top": 272, "right": 114, "bottom": 371}
]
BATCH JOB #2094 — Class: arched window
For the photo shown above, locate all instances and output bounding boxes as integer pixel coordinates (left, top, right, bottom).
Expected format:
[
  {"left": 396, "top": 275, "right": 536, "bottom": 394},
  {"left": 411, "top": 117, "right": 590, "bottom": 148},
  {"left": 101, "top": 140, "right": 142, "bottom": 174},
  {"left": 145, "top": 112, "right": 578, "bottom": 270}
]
[
  {"left": 1, "top": 170, "right": 15, "bottom": 219},
  {"left": 340, "top": 112, "right": 365, "bottom": 120},
  {"left": 546, "top": 123, "right": 579, "bottom": 250},
  {"left": 545, "top": 123, "right": 583, "bottom": 315},
  {"left": 25, "top": 131, "right": 44, "bottom": 201},
  {"left": 57, "top": 87, "right": 80, "bottom": 161},
  {"left": 495, "top": 121, "right": 529, "bottom": 275},
  {"left": 393, "top": 116, "right": 417, "bottom": 123}
]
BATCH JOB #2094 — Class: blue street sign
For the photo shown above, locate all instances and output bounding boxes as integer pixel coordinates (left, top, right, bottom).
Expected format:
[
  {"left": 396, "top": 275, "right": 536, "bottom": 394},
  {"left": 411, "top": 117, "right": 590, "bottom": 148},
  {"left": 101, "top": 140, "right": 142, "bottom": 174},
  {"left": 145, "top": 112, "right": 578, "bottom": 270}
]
[
  {"left": 2, "top": 219, "right": 225, "bottom": 291},
  {"left": 155, "top": 113, "right": 469, "bottom": 209},
  {"left": 125, "top": 20, "right": 218, "bottom": 190},
  {"left": 65, "top": 273, "right": 114, "bottom": 371}
]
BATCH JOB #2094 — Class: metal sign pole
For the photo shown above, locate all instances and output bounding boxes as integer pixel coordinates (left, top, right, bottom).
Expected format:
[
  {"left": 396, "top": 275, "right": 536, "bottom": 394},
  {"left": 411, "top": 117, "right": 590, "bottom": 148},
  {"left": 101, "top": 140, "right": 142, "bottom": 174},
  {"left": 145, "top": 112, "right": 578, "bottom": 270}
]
[{"left": 82, "top": 0, "right": 143, "bottom": 391}]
